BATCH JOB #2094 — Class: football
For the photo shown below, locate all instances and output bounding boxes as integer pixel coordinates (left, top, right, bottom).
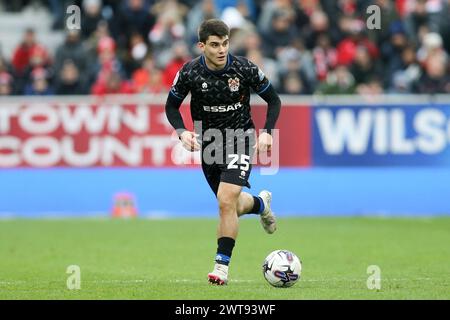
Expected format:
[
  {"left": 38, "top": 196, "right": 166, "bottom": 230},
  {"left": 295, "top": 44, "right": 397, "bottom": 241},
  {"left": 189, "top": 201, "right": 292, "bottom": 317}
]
[{"left": 262, "top": 250, "right": 302, "bottom": 287}]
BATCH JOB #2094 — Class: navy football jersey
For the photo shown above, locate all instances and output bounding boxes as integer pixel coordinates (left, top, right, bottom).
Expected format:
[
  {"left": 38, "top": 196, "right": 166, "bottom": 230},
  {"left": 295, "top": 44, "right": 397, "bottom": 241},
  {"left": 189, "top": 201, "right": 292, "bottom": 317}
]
[{"left": 169, "top": 54, "right": 270, "bottom": 133}]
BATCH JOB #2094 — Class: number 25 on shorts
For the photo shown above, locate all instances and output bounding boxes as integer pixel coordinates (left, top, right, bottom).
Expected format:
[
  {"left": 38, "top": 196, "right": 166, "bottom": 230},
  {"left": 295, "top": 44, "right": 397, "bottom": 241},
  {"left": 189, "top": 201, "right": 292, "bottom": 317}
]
[{"left": 227, "top": 154, "right": 250, "bottom": 171}]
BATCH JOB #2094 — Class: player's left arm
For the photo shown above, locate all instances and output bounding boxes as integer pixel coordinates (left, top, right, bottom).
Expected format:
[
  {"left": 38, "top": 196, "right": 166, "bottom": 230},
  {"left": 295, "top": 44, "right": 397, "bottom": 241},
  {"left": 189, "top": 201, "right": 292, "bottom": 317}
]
[
  {"left": 248, "top": 62, "right": 281, "bottom": 152},
  {"left": 258, "top": 84, "right": 281, "bottom": 152}
]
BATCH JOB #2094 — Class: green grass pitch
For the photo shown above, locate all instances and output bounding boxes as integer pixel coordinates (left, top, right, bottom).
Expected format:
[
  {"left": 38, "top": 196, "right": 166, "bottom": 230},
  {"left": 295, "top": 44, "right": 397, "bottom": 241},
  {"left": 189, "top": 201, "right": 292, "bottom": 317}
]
[{"left": 0, "top": 217, "right": 449, "bottom": 299}]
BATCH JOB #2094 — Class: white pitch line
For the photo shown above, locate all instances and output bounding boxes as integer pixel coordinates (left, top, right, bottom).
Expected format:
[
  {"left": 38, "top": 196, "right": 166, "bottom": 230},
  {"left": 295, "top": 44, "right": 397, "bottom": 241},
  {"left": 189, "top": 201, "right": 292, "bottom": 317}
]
[
  {"left": 0, "top": 277, "right": 442, "bottom": 286},
  {"left": 171, "top": 279, "right": 256, "bottom": 283},
  {"left": 169, "top": 278, "right": 442, "bottom": 283}
]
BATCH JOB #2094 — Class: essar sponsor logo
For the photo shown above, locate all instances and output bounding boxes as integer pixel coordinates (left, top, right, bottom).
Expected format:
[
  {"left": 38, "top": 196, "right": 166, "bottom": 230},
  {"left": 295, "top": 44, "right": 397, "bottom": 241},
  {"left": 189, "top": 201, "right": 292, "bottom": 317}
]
[{"left": 203, "top": 102, "right": 242, "bottom": 113}]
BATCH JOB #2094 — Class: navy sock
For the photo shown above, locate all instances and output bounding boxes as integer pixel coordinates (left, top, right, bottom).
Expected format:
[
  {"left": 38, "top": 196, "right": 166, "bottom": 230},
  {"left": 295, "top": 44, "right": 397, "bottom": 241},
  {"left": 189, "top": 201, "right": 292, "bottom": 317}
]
[
  {"left": 249, "top": 196, "right": 264, "bottom": 215},
  {"left": 215, "top": 237, "right": 235, "bottom": 266}
]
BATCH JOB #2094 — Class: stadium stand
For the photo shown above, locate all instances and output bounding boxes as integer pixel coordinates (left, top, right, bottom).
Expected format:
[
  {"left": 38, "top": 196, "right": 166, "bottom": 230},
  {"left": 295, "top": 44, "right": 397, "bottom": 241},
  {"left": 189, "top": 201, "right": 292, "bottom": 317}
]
[{"left": 0, "top": 0, "right": 448, "bottom": 97}]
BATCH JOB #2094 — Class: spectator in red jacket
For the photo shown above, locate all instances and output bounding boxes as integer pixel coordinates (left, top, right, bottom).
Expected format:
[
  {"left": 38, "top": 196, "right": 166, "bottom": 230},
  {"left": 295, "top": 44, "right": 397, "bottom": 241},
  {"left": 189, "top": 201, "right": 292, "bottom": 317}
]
[
  {"left": 132, "top": 55, "right": 168, "bottom": 94},
  {"left": 162, "top": 41, "right": 190, "bottom": 88},
  {"left": 336, "top": 17, "right": 379, "bottom": 65},
  {"left": 91, "top": 70, "right": 135, "bottom": 95},
  {"left": 87, "top": 36, "right": 126, "bottom": 90},
  {"left": 132, "top": 55, "right": 156, "bottom": 92},
  {"left": 12, "top": 28, "right": 37, "bottom": 75}
]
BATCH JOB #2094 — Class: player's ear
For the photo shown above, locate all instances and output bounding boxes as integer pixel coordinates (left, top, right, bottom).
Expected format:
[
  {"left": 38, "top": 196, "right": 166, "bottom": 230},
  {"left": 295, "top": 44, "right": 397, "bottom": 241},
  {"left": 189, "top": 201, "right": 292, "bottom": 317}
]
[{"left": 197, "top": 42, "right": 205, "bottom": 51}]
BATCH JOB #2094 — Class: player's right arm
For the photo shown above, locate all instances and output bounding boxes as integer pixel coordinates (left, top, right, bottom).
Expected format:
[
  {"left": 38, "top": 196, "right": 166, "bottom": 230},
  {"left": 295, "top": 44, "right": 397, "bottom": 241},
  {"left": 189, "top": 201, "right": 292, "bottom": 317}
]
[{"left": 165, "top": 65, "right": 200, "bottom": 151}]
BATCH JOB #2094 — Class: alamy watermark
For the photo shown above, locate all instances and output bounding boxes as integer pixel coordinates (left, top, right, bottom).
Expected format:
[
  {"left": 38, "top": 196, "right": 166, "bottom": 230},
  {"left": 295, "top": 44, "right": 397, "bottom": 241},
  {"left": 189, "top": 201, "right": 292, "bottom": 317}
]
[
  {"left": 366, "top": 265, "right": 381, "bottom": 290},
  {"left": 65, "top": 4, "right": 382, "bottom": 34},
  {"left": 366, "top": 5, "right": 381, "bottom": 30},
  {"left": 66, "top": 5, "right": 81, "bottom": 30},
  {"left": 171, "top": 123, "right": 280, "bottom": 175},
  {"left": 66, "top": 265, "right": 81, "bottom": 290}
]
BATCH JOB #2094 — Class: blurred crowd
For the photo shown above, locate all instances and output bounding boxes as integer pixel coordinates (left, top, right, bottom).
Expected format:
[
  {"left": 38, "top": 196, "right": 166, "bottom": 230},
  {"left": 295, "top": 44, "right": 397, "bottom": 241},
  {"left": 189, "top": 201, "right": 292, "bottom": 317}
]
[{"left": 0, "top": 0, "right": 449, "bottom": 96}]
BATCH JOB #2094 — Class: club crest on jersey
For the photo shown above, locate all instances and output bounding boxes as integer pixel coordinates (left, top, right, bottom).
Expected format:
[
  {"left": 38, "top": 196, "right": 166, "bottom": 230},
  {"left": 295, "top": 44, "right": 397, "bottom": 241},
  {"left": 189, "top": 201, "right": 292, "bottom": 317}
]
[{"left": 228, "top": 77, "right": 240, "bottom": 92}]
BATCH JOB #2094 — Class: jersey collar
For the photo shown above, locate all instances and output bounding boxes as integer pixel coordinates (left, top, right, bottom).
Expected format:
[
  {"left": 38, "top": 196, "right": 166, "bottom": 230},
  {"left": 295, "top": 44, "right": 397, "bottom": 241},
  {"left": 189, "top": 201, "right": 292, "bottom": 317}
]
[{"left": 200, "top": 53, "right": 233, "bottom": 75}]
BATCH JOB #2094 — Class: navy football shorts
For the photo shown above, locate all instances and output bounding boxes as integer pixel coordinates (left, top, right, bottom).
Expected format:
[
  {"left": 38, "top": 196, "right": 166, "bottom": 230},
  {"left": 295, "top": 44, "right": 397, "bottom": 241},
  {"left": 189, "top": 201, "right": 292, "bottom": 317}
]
[{"left": 201, "top": 129, "right": 256, "bottom": 195}]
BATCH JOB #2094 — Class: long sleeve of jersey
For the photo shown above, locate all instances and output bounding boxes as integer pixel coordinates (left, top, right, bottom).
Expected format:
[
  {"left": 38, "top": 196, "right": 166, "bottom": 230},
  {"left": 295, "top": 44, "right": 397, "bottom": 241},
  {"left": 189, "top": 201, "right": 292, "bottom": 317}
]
[
  {"left": 165, "top": 65, "right": 191, "bottom": 134},
  {"left": 259, "top": 84, "right": 281, "bottom": 135},
  {"left": 247, "top": 61, "right": 281, "bottom": 135},
  {"left": 165, "top": 92, "right": 187, "bottom": 133}
]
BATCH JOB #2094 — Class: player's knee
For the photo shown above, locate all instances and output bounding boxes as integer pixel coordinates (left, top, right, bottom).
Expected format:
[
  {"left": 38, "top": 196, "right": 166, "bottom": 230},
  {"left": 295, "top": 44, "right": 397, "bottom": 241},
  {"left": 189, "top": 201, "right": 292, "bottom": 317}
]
[{"left": 218, "top": 197, "right": 236, "bottom": 215}]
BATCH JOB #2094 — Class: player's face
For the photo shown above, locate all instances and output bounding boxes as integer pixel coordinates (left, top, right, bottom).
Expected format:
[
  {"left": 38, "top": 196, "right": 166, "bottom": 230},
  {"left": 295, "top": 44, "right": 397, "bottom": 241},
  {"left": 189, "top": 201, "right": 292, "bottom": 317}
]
[{"left": 198, "top": 35, "right": 229, "bottom": 70}]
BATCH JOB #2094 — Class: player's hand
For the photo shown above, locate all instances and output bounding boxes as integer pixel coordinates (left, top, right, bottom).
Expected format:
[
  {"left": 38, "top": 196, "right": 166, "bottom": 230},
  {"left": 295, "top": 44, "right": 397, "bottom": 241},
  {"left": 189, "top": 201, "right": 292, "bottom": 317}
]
[
  {"left": 256, "top": 132, "right": 273, "bottom": 153},
  {"left": 180, "top": 131, "right": 201, "bottom": 152}
]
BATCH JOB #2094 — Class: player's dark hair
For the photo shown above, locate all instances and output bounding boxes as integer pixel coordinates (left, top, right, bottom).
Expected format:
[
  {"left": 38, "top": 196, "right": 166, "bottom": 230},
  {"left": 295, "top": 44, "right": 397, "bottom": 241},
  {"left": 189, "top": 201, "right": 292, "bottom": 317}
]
[{"left": 198, "top": 19, "right": 230, "bottom": 43}]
